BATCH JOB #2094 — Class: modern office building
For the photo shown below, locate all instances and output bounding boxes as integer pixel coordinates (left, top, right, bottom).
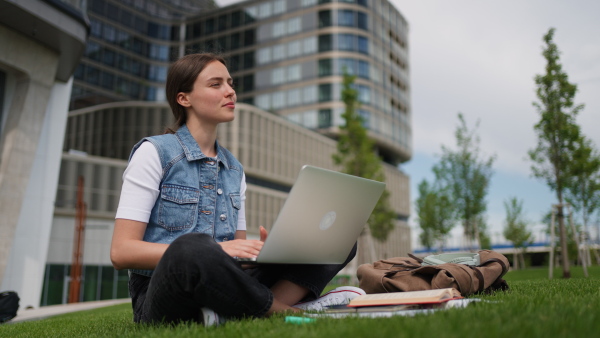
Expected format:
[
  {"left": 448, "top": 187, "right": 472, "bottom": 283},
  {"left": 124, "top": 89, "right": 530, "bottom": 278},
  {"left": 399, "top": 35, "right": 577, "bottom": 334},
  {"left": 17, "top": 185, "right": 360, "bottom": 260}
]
[
  {"left": 19, "top": 0, "right": 413, "bottom": 307},
  {"left": 0, "top": 0, "right": 88, "bottom": 310}
]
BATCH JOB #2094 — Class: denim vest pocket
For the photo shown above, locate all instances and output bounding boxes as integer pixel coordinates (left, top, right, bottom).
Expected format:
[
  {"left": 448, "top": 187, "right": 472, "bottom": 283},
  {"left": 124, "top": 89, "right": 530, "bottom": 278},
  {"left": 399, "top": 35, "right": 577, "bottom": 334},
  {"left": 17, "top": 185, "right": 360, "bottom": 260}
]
[
  {"left": 229, "top": 193, "right": 241, "bottom": 210},
  {"left": 158, "top": 184, "right": 200, "bottom": 230}
]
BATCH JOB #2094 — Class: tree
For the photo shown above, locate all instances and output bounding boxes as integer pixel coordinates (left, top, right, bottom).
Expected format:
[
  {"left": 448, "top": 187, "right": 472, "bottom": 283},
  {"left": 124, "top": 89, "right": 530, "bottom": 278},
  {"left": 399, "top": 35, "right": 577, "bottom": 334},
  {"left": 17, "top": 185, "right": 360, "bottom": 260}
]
[
  {"left": 565, "top": 136, "right": 600, "bottom": 253},
  {"left": 333, "top": 71, "right": 396, "bottom": 242},
  {"left": 416, "top": 179, "right": 455, "bottom": 251},
  {"left": 528, "top": 28, "right": 584, "bottom": 278},
  {"left": 503, "top": 197, "right": 533, "bottom": 269},
  {"left": 433, "top": 113, "right": 495, "bottom": 250}
]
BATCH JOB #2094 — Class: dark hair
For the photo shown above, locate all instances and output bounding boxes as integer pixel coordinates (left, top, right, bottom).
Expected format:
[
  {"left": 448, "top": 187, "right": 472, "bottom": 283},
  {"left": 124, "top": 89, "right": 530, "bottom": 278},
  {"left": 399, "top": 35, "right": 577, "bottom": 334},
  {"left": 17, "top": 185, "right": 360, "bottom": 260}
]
[{"left": 165, "top": 53, "right": 227, "bottom": 133}]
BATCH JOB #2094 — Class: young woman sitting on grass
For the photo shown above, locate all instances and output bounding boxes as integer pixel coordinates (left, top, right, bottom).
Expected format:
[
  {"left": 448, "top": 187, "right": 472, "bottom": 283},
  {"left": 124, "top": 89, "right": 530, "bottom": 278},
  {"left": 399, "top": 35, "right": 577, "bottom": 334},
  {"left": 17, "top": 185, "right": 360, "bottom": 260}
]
[{"left": 110, "top": 53, "right": 364, "bottom": 326}]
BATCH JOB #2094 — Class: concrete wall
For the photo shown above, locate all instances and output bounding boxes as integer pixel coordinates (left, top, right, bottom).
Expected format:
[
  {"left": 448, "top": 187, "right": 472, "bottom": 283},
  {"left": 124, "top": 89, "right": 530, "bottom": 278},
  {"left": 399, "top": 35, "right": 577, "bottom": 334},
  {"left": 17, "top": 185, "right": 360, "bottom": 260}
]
[{"left": 0, "top": 0, "right": 88, "bottom": 308}]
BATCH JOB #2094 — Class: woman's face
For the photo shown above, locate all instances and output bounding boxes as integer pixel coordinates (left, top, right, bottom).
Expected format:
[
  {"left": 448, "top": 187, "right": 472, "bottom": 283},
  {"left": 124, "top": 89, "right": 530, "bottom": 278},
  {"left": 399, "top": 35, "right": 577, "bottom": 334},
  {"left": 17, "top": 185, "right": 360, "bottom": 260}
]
[{"left": 178, "top": 60, "right": 236, "bottom": 127}]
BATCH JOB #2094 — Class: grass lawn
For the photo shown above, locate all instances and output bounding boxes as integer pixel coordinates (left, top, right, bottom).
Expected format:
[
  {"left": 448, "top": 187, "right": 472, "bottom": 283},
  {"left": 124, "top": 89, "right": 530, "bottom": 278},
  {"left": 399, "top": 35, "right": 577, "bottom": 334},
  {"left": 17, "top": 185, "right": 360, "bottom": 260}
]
[{"left": 2, "top": 266, "right": 599, "bottom": 337}]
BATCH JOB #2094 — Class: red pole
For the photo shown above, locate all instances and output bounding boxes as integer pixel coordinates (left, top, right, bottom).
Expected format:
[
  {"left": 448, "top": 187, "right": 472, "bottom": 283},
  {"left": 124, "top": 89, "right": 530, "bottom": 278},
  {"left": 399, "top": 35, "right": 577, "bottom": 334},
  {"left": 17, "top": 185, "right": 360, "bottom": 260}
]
[{"left": 68, "top": 176, "right": 86, "bottom": 303}]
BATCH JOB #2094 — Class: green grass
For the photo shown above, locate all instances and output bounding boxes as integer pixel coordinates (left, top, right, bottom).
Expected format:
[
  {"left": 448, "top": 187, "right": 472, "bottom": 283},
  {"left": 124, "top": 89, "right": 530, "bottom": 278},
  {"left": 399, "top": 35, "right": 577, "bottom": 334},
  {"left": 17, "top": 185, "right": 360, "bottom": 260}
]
[{"left": 3, "top": 266, "right": 600, "bottom": 338}]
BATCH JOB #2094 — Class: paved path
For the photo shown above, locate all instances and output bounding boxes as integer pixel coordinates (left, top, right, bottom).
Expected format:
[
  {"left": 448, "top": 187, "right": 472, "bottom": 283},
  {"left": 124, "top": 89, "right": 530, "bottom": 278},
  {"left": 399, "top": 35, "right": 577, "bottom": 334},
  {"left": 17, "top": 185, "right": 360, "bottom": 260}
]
[{"left": 10, "top": 298, "right": 131, "bottom": 323}]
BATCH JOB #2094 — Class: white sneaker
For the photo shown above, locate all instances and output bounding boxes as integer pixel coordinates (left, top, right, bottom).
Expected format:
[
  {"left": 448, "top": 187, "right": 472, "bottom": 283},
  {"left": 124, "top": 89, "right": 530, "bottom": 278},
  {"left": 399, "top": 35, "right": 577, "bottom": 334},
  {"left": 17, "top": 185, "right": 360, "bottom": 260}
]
[
  {"left": 200, "top": 307, "right": 227, "bottom": 327},
  {"left": 294, "top": 286, "right": 366, "bottom": 311}
]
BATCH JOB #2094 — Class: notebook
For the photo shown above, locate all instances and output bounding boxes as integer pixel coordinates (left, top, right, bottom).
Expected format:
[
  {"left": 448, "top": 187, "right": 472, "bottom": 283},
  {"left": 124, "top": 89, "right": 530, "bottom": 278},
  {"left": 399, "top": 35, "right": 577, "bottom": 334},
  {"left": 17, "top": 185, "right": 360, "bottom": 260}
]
[{"left": 238, "top": 165, "right": 386, "bottom": 264}]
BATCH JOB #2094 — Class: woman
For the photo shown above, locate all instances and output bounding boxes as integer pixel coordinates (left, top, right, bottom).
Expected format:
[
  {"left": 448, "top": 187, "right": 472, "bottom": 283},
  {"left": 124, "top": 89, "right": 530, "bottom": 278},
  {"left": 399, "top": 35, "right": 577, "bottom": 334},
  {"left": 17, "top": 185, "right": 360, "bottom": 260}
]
[{"left": 110, "top": 53, "right": 362, "bottom": 326}]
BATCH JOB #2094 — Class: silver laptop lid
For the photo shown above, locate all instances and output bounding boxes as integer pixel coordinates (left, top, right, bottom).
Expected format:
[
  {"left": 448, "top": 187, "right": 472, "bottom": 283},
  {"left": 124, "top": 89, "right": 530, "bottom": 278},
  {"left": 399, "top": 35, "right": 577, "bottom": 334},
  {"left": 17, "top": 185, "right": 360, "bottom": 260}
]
[{"left": 254, "top": 165, "right": 386, "bottom": 264}]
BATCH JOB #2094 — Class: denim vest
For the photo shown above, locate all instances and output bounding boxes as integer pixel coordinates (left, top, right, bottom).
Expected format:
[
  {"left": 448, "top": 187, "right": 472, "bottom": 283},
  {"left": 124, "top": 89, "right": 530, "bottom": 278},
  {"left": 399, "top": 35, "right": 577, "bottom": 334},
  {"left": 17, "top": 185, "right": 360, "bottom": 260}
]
[{"left": 129, "top": 124, "right": 243, "bottom": 277}]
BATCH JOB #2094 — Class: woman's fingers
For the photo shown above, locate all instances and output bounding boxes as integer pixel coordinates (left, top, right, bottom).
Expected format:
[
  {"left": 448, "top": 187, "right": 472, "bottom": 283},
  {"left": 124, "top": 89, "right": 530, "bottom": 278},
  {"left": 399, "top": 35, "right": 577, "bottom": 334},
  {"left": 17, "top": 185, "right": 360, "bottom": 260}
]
[
  {"left": 219, "top": 239, "right": 263, "bottom": 258},
  {"left": 259, "top": 225, "right": 268, "bottom": 242}
]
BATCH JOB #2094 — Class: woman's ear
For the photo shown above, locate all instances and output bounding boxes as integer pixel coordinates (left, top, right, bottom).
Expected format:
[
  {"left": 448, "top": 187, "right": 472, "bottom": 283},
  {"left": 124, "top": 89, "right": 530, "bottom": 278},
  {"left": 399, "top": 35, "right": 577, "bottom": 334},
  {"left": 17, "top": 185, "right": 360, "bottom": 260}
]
[{"left": 176, "top": 92, "right": 191, "bottom": 107}]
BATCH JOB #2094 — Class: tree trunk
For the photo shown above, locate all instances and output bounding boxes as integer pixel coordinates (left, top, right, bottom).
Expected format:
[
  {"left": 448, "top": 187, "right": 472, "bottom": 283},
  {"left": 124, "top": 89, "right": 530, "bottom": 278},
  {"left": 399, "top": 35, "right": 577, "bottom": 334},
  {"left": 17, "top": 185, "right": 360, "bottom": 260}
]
[{"left": 557, "top": 204, "right": 571, "bottom": 278}]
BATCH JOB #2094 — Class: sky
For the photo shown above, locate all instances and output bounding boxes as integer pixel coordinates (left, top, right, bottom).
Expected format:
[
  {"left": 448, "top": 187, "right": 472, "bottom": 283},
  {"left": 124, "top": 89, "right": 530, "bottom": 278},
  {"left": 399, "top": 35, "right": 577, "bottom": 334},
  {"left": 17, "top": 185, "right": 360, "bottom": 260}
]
[{"left": 215, "top": 0, "right": 600, "bottom": 247}]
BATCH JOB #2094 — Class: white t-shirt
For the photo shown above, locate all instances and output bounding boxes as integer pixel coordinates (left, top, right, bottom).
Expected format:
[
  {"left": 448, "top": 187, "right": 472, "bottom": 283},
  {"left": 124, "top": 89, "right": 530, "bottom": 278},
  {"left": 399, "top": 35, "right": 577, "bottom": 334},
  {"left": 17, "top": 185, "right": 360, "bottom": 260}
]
[{"left": 115, "top": 141, "right": 247, "bottom": 232}]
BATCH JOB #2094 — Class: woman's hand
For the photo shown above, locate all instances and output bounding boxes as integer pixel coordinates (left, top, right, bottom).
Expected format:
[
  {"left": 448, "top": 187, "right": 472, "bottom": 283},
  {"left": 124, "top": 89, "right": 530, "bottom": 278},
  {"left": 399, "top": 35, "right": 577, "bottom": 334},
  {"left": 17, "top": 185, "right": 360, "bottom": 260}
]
[{"left": 218, "top": 239, "right": 263, "bottom": 259}]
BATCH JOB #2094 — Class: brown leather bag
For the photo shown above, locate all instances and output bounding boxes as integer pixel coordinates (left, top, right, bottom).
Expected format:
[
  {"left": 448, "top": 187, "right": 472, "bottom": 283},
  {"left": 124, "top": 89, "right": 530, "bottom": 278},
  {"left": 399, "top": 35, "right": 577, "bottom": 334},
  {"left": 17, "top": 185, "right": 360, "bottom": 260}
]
[{"left": 357, "top": 250, "right": 510, "bottom": 296}]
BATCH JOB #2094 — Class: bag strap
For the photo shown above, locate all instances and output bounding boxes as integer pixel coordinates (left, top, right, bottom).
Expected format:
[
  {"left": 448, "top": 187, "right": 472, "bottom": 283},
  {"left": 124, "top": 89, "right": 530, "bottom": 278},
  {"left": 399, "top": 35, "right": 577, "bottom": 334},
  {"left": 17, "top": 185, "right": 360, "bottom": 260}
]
[
  {"left": 480, "top": 257, "right": 509, "bottom": 276},
  {"left": 408, "top": 253, "right": 423, "bottom": 263}
]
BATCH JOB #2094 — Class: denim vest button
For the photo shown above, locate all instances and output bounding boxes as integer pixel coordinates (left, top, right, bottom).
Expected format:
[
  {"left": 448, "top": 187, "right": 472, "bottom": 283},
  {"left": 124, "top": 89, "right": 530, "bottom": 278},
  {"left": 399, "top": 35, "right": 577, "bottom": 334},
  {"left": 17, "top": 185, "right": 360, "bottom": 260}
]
[
  {"left": 220, "top": 214, "right": 227, "bottom": 221},
  {"left": 217, "top": 188, "right": 223, "bottom": 195}
]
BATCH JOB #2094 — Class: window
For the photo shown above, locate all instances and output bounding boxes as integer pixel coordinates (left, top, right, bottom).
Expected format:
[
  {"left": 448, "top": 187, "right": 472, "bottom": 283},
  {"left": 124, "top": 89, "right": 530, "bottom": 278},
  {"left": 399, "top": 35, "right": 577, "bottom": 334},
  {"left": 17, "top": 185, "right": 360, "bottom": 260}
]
[
  {"left": 319, "top": 10, "right": 332, "bottom": 27},
  {"left": 257, "top": 47, "right": 271, "bottom": 64},
  {"left": 85, "top": 41, "right": 101, "bottom": 60},
  {"left": 231, "top": 11, "right": 242, "bottom": 28},
  {"left": 100, "top": 72, "right": 114, "bottom": 89},
  {"left": 358, "top": 36, "right": 369, "bottom": 54},
  {"left": 102, "top": 25, "right": 116, "bottom": 42},
  {"left": 256, "top": 94, "right": 270, "bottom": 110},
  {"left": 287, "top": 88, "right": 301, "bottom": 106},
  {"left": 86, "top": 66, "right": 100, "bottom": 85},
  {"left": 273, "top": 21, "right": 287, "bottom": 38},
  {"left": 288, "top": 40, "right": 301, "bottom": 58},
  {"left": 338, "top": 10, "right": 354, "bottom": 27},
  {"left": 218, "top": 15, "right": 228, "bottom": 30},
  {"left": 244, "top": 30, "right": 255, "bottom": 47},
  {"left": 242, "top": 74, "right": 254, "bottom": 92},
  {"left": 273, "top": 0, "right": 286, "bottom": 14},
  {"left": 339, "top": 58, "right": 355, "bottom": 75},
  {"left": 272, "top": 44, "right": 285, "bottom": 61},
  {"left": 229, "top": 54, "right": 241, "bottom": 72},
  {"left": 102, "top": 49, "right": 115, "bottom": 67},
  {"left": 318, "top": 34, "right": 333, "bottom": 52},
  {"left": 319, "top": 83, "right": 332, "bottom": 102},
  {"left": 204, "top": 18, "right": 216, "bottom": 34},
  {"left": 259, "top": 2, "right": 272, "bottom": 18},
  {"left": 231, "top": 32, "right": 241, "bottom": 50},
  {"left": 90, "top": 20, "right": 102, "bottom": 37},
  {"left": 358, "top": 84, "right": 370, "bottom": 104},
  {"left": 303, "top": 110, "right": 318, "bottom": 129},
  {"left": 319, "top": 59, "right": 333, "bottom": 77},
  {"left": 272, "top": 92, "right": 286, "bottom": 109},
  {"left": 358, "top": 109, "right": 370, "bottom": 128},
  {"left": 358, "top": 12, "right": 368, "bottom": 30},
  {"left": 338, "top": 34, "right": 354, "bottom": 51},
  {"left": 318, "top": 109, "right": 332, "bottom": 128},
  {"left": 243, "top": 51, "right": 254, "bottom": 68},
  {"left": 303, "top": 86, "right": 317, "bottom": 104},
  {"left": 303, "top": 36, "right": 317, "bottom": 54},
  {"left": 288, "top": 64, "right": 301, "bottom": 82},
  {"left": 287, "top": 17, "right": 302, "bottom": 35},
  {"left": 358, "top": 60, "right": 369, "bottom": 79},
  {"left": 272, "top": 67, "right": 286, "bottom": 85}
]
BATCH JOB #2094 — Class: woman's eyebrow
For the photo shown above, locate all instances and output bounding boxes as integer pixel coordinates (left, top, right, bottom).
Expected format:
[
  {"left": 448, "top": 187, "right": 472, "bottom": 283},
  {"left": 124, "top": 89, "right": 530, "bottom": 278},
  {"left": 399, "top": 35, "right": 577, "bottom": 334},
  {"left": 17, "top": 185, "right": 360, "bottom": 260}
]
[{"left": 206, "top": 76, "right": 233, "bottom": 83}]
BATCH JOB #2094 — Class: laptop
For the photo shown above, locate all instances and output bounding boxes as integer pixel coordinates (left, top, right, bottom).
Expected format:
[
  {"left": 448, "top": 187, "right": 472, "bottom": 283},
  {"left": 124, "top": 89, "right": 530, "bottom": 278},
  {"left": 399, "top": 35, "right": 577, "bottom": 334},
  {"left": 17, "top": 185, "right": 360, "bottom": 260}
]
[{"left": 238, "top": 165, "right": 386, "bottom": 264}]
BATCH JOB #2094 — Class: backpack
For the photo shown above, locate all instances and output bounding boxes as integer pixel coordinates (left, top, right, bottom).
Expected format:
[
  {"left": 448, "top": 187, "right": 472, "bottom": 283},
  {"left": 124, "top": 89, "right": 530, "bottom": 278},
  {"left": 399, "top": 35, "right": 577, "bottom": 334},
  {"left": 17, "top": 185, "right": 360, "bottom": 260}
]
[
  {"left": 0, "top": 291, "right": 20, "bottom": 323},
  {"left": 357, "top": 250, "right": 510, "bottom": 296}
]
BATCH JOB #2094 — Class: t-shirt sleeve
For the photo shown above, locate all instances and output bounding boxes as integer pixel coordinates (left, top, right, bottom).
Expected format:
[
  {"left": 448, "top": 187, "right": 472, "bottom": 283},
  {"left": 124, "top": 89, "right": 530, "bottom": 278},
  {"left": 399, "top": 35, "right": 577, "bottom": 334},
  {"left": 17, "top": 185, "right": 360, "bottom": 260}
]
[
  {"left": 237, "top": 172, "right": 247, "bottom": 231},
  {"left": 115, "top": 141, "right": 161, "bottom": 222}
]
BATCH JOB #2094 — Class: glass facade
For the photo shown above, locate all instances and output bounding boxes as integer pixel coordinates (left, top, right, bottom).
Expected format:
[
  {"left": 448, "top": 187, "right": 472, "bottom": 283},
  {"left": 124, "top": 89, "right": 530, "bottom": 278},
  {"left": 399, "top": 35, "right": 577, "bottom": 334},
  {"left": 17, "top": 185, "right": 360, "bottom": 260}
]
[
  {"left": 185, "top": 0, "right": 411, "bottom": 164},
  {"left": 70, "top": 0, "right": 218, "bottom": 109},
  {"left": 41, "top": 264, "right": 128, "bottom": 306}
]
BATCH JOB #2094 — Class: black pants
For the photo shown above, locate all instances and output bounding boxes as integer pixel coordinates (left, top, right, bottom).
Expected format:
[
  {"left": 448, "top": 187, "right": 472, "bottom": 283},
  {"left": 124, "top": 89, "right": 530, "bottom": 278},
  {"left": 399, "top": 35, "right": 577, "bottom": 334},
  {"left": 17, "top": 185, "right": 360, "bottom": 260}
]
[{"left": 129, "top": 233, "right": 356, "bottom": 323}]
